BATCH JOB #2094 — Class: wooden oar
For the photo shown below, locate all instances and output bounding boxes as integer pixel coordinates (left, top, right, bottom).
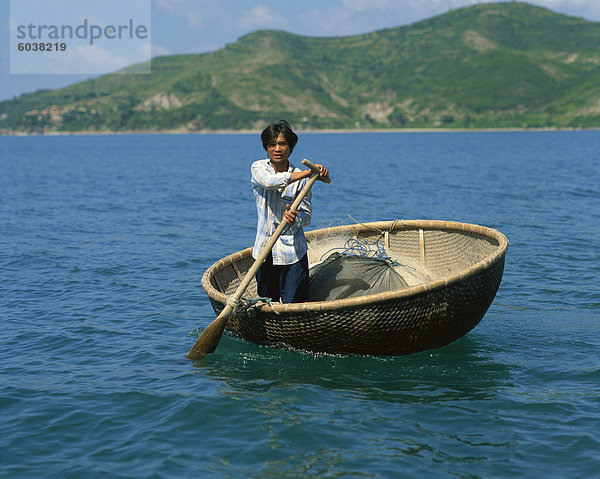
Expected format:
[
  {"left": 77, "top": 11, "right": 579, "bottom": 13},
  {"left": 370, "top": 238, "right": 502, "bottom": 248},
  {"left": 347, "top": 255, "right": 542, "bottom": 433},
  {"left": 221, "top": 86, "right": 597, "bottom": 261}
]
[{"left": 186, "top": 159, "right": 330, "bottom": 360}]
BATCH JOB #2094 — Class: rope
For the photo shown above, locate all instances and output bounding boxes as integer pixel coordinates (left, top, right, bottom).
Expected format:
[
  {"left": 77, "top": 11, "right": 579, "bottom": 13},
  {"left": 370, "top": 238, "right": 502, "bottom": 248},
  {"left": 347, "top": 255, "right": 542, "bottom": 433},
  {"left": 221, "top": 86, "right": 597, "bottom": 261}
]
[
  {"left": 319, "top": 237, "right": 404, "bottom": 266},
  {"left": 319, "top": 216, "right": 415, "bottom": 271},
  {"left": 237, "top": 296, "right": 280, "bottom": 314},
  {"left": 347, "top": 216, "right": 401, "bottom": 237},
  {"left": 348, "top": 214, "right": 386, "bottom": 236}
]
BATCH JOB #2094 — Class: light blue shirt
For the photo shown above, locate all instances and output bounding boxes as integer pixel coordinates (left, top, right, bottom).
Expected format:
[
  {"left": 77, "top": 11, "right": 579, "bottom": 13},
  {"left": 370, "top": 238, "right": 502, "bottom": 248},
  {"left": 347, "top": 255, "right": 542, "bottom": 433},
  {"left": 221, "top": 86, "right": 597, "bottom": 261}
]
[{"left": 251, "top": 159, "right": 311, "bottom": 265}]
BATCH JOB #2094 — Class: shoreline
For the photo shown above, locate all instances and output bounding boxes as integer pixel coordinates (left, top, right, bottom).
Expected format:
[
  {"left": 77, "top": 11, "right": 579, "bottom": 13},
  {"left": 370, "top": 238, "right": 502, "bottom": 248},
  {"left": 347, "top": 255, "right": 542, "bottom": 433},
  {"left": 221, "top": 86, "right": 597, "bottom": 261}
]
[{"left": 2, "top": 126, "right": 598, "bottom": 136}]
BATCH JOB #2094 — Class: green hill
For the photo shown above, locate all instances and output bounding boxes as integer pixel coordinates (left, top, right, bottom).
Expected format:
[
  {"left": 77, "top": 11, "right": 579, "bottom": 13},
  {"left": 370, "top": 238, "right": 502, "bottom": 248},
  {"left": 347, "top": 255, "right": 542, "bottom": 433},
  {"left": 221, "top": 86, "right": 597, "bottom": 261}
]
[{"left": 2, "top": 1, "right": 600, "bottom": 133}]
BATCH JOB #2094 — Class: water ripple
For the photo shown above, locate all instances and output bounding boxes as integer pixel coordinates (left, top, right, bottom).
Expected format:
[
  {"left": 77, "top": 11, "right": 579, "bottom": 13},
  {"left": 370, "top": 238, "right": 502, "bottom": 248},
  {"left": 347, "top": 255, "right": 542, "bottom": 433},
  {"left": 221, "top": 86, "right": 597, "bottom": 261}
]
[{"left": 1, "top": 132, "right": 599, "bottom": 478}]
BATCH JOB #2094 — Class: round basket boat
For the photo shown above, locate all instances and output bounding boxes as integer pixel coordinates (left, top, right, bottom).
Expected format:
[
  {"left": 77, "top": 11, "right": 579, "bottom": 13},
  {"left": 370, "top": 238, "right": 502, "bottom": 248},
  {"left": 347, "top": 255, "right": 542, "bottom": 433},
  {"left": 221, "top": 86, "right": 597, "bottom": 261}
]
[{"left": 201, "top": 220, "right": 508, "bottom": 356}]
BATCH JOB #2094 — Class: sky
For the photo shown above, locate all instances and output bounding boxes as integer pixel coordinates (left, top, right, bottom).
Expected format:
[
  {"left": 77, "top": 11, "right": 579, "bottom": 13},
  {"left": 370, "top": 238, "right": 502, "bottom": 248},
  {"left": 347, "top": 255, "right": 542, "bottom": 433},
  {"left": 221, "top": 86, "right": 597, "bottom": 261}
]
[{"left": 1, "top": 0, "right": 600, "bottom": 102}]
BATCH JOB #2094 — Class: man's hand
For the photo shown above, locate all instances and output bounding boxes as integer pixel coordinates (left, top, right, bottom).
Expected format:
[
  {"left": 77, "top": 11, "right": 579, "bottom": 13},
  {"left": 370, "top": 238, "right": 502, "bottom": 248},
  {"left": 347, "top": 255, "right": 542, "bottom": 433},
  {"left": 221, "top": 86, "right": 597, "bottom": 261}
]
[
  {"left": 284, "top": 205, "right": 298, "bottom": 225},
  {"left": 315, "top": 164, "right": 329, "bottom": 182},
  {"left": 290, "top": 163, "right": 330, "bottom": 185}
]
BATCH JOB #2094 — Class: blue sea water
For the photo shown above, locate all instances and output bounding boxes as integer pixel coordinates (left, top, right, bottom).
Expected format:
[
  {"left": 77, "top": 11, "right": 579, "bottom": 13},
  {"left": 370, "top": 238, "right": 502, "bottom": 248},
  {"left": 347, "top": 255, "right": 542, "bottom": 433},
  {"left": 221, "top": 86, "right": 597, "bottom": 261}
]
[{"left": 1, "top": 131, "right": 599, "bottom": 478}]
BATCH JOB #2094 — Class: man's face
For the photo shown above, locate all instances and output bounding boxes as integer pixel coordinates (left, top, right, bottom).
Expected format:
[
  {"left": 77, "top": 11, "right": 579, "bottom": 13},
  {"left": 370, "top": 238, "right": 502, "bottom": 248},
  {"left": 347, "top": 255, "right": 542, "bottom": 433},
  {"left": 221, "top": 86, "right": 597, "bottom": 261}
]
[{"left": 267, "top": 133, "right": 291, "bottom": 167}]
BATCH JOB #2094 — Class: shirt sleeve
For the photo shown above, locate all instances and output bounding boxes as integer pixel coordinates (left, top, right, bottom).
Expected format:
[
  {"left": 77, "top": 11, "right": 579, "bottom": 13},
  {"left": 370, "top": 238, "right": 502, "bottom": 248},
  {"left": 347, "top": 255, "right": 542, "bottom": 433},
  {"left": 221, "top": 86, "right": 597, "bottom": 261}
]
[
  {"left": 251, "top": 160, "right": 291, "bottom": 190},
  {"left": 287, "top": 183, "right": 311, "bottom": 234}
]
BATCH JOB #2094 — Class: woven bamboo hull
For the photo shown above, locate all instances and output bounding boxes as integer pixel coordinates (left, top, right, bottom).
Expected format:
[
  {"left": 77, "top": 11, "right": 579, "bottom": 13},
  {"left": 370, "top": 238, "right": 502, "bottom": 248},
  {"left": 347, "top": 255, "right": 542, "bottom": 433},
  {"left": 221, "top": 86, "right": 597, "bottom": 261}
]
[{"left": 201, "top": 220, "right": 508, "bottom": 356}]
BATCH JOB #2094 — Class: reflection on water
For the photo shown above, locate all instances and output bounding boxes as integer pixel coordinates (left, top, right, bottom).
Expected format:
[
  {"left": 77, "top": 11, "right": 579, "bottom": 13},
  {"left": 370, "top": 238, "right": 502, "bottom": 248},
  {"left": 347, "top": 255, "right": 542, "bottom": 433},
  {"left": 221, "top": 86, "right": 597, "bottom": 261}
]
[
  {"left": 186, "top": 334, "right": 517, "bottom": 478},
  {"left": 190, "top": 333, "right": 511, "bottom": 404},
  {"left": 4, "top": 132, "right": 598, "bottom": 478}
]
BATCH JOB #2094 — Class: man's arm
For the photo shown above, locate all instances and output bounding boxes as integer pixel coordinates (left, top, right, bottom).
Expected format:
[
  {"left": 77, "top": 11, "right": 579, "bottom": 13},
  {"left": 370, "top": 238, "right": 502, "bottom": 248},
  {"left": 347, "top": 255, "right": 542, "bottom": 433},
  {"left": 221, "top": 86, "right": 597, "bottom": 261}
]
[
  {"left": 252, "top": 161, "right": 330, "bottom": 190},
  {"left": 284, "top": 164, "right": 328, "bottom": 226},
  {"left": 251, "top": 161, "right": 290, "bottom": 189},
  {"left": 289, "top": 164, "right": 329, "bottom": 185}
]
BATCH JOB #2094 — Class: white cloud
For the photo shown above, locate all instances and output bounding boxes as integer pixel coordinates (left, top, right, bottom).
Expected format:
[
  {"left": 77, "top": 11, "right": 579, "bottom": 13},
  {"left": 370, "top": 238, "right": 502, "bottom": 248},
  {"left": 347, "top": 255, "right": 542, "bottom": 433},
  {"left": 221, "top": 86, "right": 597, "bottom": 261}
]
[
  {"left": 152, "top": 0, "right": 600, "bottom": 49},
  {"left": 238, "top": 6, "right": 287, "bottom": 30},
  {"left": 154, "top": 0, "right": 229, "bottom": 29},
  {"left": 62, "top": 45, "right": 132, "bottom": 73},
  {"left": 155, "top": 1, "right": 288, "bottom": 32},
  {"left": 340, "top": 0, "right": 403, "bottom": 13},
  {"left": 299, "top": 0, "right": 600, "bottom": 37},
  {"left": 299, "top": 0, "right": 454, "bottom": 37},
  {"left": 532, "top": 0, "right": 600, "bottom": 20},
  {"left": 150, "top": 43, "right": 170, "bottom": 58}
]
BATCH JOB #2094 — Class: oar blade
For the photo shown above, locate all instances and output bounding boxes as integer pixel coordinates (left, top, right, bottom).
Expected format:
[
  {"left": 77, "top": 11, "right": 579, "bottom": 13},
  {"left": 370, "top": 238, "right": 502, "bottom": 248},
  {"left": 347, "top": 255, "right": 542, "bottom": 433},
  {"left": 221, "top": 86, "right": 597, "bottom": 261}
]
[{"left": 186, "top": 308, "right": 230, "bottom": 360}]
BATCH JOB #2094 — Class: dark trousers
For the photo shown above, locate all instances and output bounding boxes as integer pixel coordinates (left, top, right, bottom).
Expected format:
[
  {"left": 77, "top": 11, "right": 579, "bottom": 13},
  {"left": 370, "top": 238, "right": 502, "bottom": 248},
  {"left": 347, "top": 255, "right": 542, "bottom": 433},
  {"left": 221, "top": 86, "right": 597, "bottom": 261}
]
[{"left": 256, "top": 253, "right": 310, "bottom": 303}]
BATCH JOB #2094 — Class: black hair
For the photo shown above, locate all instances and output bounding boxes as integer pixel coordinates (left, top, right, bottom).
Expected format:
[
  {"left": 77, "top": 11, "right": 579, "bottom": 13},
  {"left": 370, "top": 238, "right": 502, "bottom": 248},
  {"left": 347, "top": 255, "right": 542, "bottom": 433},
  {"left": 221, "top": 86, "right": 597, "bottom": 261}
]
[{"left": 260, "top": 120, "right": 298, "bottom": 154}]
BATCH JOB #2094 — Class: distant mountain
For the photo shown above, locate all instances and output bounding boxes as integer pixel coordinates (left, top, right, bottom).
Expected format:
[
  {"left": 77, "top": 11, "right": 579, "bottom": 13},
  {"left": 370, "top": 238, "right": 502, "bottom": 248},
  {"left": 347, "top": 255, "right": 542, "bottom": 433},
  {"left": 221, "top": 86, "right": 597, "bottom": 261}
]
[{"left": 2, "top": 1, "right": 600, "bottom": 133}]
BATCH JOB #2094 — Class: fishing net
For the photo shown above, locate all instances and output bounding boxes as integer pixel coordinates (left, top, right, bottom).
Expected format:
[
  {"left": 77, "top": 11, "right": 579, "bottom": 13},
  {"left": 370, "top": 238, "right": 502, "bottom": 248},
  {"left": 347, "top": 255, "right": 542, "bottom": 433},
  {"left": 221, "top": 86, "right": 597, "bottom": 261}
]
[{"left": 309, "top": 250, "right": 408, "bottom": 302}]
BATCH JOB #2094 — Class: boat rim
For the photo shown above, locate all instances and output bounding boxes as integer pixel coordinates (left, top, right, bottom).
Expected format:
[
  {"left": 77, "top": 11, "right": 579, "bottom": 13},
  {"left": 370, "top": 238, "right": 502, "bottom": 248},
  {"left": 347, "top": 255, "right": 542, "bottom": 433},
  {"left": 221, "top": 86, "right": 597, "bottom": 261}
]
[{"left": 201, "top": 219, "right": 509, "bottom": 314}]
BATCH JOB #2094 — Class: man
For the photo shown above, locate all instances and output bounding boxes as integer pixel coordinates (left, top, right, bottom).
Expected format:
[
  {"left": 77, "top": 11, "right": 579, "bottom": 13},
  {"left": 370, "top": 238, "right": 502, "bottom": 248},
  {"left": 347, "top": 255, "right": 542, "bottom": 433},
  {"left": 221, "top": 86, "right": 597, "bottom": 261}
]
[{"left": 251, "top": 120, "right": 329, "bottom": 303}]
